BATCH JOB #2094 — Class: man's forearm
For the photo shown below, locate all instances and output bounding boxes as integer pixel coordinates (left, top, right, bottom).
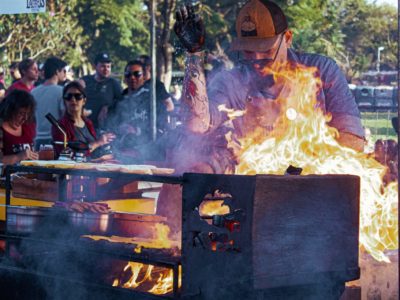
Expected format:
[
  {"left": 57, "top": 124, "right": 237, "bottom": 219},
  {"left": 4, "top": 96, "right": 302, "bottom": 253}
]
[
  {"left": 182, "top": 52, "right": 210, "bottom": 133},
  {"left": 337, "top": 132, "right": 365, "bottom": 152}
]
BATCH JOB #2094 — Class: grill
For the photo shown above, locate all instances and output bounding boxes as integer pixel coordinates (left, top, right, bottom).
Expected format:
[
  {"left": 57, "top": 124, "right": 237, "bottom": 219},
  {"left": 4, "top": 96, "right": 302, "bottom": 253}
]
[{"left": 0, "top": 165, "right": 360, "bottom": 299}]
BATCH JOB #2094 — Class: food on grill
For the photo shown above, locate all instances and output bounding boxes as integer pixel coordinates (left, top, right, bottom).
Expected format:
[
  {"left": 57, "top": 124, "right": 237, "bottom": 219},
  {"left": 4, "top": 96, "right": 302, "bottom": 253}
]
[
  {"left": 150, "top": 168, "right": 175, "bottom": 175},
  {"left": 66, "top": 201, "right": 111, "bottom": 214},
  {"left": 20, "top": 160, "right": 174, "bottom": 175}
]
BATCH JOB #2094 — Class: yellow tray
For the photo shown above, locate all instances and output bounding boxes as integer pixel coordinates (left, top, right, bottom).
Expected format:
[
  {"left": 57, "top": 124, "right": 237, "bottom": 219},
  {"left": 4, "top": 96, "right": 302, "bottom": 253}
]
[{"left": 0, "top": 188, "right": 156, "bottom": 221}]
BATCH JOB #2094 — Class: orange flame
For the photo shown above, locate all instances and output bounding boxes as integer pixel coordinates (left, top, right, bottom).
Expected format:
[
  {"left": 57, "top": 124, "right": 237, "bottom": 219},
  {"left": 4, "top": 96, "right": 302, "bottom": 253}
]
[
  {"left": 226, "top": 62, "right": 397, "bottom": 262},
  {"left": 115, "top": 262, "right": 181, "bottom": 295},
  {"left": 83, "top": 223, "right": 180, "bottom": 254},
  {"left": 105, "top": 223, "right": 182, "bottom": 294},
  {"left": 199, "top": 200, "right": 230, "bottom": 216}
]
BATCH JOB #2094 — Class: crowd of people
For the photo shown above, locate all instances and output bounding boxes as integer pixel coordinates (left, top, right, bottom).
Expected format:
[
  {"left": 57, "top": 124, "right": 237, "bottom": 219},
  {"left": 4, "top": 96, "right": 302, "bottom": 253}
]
[
  {"left": 0, "top": 0, "right": 397, "bottom": 183},
  {"left": 0, "top": 52, "right": 180, "bottom": 166}
]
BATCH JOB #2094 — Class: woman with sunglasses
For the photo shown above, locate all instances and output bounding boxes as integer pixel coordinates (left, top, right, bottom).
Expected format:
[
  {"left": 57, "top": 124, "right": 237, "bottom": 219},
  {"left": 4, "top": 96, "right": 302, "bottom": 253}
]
[
  {"left": 0, "top": 89, "right": 38, "bottom": 165},
  {"left": 52, "top": 81, "right": 115, "bottom": 159}
]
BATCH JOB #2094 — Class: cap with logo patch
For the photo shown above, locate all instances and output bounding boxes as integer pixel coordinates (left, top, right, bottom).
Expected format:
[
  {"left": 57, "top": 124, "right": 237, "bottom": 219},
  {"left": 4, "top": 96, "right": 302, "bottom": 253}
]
[
  {"left": 94, "top": 53, "right": 112, "bottom": 65},
  {"left": 231, "top": 0, "right": 288, "bottom": 52}
]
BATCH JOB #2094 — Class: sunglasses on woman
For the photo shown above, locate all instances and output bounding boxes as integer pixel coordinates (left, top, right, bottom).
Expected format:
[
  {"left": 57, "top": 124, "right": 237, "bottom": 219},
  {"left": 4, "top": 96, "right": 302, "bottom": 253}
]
[
  {"left": 124, "top": 70, "right": 143, "bottom": 78},
  {"left": 64, "top": 93, "right": 84, "bottom": 101}
]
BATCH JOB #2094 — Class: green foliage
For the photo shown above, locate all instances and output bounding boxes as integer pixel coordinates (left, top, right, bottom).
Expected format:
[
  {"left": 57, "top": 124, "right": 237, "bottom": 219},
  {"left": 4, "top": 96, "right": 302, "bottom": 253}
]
[
  {"left": 0, "top": 1, "right": 86, "bottom": 70},
  {"left": 340, "top": 0, "right": 397, "bottom": 74},
  {"left": 75, "top": 0, "right": 149, "bottom": 71},
  {"left": 0, "top": 0, "right": 396, "bottom": 81},
  {"left": 285, "top": 0, "right": 346, "bottom": 56}
]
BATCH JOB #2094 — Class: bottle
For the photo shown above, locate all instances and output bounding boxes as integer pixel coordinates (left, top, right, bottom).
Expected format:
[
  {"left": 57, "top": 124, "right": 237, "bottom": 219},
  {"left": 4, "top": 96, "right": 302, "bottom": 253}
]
[{"left": 39, "top": 144, "right": 55, "bottom": 160}]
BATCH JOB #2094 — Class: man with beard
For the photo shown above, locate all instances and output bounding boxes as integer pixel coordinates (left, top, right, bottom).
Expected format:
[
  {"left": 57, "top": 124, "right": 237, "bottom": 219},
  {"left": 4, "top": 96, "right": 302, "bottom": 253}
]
[
  {"left": 160, "top": 1, "right": 365, "bottom": 298},
  {"left": 171, "top": 0, "right": 364, "bottom": 174},
  {"left": 158, "top": 0, "right": 365, "bottom": 266},
  {"left": 137, "top": 54, "right": 175, "bottom": 113},
  {"left": 81, "top": 53, "right": 122, "bottom": 130},
  {"left": 107, "top": 60, "right": 169, "bottom": 162}
]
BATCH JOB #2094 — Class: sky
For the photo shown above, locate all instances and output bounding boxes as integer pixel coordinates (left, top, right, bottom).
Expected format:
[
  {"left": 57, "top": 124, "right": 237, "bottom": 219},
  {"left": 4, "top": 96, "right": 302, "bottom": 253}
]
[{"left": 371, "top": 0, "right": 398, "bottom": 7}]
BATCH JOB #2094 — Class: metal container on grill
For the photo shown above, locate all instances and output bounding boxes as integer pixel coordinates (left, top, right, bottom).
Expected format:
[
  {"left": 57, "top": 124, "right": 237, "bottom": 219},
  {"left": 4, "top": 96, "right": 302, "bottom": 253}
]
[
  {"left": 6, "top": 206, "right": 53, "bottom": 234},
  {"left": 111, "top": 212, "right": 167, "bottom": 238},
  {"left": 68, "top": 211, "right": 113, "bottom": 234}
]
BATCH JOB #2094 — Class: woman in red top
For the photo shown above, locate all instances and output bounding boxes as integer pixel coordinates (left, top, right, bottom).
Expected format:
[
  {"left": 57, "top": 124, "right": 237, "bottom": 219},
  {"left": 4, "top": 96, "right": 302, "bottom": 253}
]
[
  {"left": 0, "top": 89, "right": 38, "bottom": 165},
  {"left": 51, "top": 81, "right": 115, "bottom": 158}
]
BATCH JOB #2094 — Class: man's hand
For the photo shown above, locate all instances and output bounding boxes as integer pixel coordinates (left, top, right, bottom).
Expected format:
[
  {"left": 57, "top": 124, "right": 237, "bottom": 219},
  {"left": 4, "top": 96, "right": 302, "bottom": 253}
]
[{"left": 174, "top": 4, "right": 205, "bottom": 53}]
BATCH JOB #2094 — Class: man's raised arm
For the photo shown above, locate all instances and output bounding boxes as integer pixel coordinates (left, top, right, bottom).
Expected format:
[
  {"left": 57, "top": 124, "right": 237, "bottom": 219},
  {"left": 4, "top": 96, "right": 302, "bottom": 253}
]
[{"left": 174, "top": 4, "right": 210, "bottom": 133}]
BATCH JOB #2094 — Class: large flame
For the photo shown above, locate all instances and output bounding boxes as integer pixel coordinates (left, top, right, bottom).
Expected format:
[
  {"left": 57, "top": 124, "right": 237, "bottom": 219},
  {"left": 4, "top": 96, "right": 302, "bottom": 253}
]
[
  {"left": 106, "top": 223, "right": 181, "bottom": 294},
  {"left": 112, "top": 262, "right": 181, "bottom": 295},
  {"left": 224, "top": 62, "right": 398, "bottom": 262}
]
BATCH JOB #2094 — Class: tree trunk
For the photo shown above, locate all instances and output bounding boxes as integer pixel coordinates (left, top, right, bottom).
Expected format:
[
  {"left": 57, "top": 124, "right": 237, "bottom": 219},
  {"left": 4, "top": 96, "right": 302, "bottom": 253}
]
[{"left": 156, "top": 0, "right": 176, "bottom": 90}]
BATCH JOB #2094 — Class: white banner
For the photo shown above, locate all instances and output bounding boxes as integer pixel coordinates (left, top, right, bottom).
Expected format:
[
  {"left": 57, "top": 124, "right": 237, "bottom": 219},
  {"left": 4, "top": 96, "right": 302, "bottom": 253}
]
[{"left": 0, "top": 0, "right": 46, "bottom": 15}]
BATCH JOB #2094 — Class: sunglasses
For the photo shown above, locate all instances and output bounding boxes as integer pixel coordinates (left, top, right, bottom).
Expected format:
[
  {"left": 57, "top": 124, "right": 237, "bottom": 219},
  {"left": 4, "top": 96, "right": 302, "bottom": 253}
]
[
  {"left": 64, "top": 93, "right": 84, "bottom": 101},
  {"left": 125, "top": 70, "right": 143, "bottom": 78},
  {"left": 239, "top": 33, "right": 285, "bottom": 68}
]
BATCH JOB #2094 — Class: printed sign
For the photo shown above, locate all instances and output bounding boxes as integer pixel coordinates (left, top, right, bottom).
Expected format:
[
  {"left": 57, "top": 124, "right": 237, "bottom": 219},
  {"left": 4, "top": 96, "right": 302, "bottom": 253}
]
[{"left": 0, "top": 0, "right": 46, "bottom": 14}]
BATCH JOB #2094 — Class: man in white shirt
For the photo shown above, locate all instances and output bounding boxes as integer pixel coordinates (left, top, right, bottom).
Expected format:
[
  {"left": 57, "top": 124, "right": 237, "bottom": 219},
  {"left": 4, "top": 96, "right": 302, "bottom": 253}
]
[{"left": 31, "top": 57, "right": 67, "bottom": 149}]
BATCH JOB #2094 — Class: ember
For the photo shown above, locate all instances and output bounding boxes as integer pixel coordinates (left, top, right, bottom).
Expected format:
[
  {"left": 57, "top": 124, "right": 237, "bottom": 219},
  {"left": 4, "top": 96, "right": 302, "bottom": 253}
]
[{"left": 224, "top": 62, "right": 398, "bottom": 262}]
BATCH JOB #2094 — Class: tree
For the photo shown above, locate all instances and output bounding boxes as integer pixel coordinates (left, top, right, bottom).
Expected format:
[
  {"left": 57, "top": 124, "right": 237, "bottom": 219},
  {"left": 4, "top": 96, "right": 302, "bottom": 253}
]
[
  {"left": 0, "top": 1, "right": 85, "bottom": 66},
  {"left": 152, "top": 0, "right": 177, "bottom": 88},
  {"left": 341, "top": 1, "right": 397, "bottom": 73},
  {"left": 75, "top": 0, "right": 150, "bottom": 73}
]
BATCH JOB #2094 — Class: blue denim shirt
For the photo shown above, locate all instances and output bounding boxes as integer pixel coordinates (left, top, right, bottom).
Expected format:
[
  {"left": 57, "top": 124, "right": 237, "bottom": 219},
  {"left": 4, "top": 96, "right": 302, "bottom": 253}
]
[{"left": 207, "top": 48, "right": 365, "bottom": 138}]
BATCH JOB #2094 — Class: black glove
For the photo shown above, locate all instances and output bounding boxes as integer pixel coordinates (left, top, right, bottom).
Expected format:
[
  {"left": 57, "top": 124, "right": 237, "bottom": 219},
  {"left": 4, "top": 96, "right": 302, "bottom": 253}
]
[{"left": 174, "top": 4, "right": 205, "bottom": 53}]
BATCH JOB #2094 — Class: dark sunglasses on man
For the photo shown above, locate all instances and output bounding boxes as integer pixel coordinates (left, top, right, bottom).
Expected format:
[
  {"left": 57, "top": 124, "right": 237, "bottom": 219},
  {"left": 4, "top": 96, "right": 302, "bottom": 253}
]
[
  {"left": 124, "top": 70, "right": 143, "bottom": 78},
  {"left": 239, "top": 32, "right": 286, "bottom": 69},
  {"left": 64, "top": 93, "right": 84, "bottom": 101}
]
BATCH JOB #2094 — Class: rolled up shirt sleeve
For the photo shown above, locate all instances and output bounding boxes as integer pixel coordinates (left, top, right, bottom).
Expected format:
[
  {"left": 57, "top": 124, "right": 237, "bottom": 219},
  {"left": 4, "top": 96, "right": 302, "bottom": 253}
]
[
  {"left": 328, "top": 113, "right": 365, "bottom": 138},
  {"left": 319, "top": 57, "right": 365, "bottom": 138}
]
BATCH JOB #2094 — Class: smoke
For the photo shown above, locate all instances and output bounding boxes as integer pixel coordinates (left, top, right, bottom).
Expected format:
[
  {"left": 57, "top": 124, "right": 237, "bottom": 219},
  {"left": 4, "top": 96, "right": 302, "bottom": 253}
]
[{"left": 7, "top": 209, "right": 123, "bottom": 299}]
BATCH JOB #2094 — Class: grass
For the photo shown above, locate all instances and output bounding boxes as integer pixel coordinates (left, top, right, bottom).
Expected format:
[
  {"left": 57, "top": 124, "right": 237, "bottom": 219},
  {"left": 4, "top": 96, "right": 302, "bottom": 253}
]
[{"left": 361, "top": 111, "right": 398, "bottom": 142}]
